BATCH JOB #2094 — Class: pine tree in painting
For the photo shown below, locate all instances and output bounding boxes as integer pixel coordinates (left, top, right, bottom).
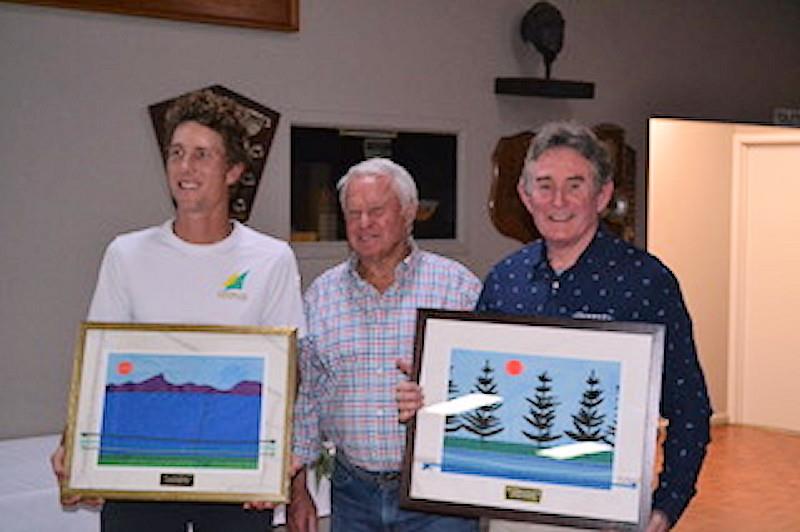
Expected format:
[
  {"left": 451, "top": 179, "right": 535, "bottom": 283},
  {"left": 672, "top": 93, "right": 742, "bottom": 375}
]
[
  {"left": 445, "top": 367, "right": 463, "bottom": 433},
  {"left": 565, "top": 370, "right": 606, "bottom": 442},
  {"left": 602, "top": 384, "right": 619, "bottom": 446},
  {"left": 522, "top": 370, "right": 561, "bottom": 448},
  {"left": 462, "top": 359, "right": 504, "bottom": 440}
]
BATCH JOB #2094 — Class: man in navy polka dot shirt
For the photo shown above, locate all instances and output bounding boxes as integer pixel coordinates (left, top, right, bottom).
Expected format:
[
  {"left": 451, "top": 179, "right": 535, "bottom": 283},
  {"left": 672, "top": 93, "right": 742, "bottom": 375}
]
[{"left": 398, "top": 121, "right": 711, "bottom": 531}]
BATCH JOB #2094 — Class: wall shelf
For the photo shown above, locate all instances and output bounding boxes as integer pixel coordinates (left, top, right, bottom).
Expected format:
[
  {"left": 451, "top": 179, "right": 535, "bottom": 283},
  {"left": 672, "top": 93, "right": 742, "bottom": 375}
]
[{"left": 495, "top": 77, "right": 595, "bottom": 99}]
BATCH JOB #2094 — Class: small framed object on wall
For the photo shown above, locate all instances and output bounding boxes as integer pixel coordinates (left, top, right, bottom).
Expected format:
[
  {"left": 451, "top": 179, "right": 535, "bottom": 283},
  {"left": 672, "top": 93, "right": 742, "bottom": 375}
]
[
  {"left": 490, "top": 124, "right": 636, "bottom": 244},
  {"left": 148, "top": 85, "right": 280, "bottom": 223}
]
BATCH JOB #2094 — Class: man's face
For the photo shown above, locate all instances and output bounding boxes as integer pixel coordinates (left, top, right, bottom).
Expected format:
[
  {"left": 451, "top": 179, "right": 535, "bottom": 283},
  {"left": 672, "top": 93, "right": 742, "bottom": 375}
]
[
  {"left": 166, "top": 121, "right": 242, "bottom": 217},
  {"left": 344, "top": 174, "right": 414, "bottom": 264},
  {"left": 518, "top": 146, "right": 613, "bottom": 252}
]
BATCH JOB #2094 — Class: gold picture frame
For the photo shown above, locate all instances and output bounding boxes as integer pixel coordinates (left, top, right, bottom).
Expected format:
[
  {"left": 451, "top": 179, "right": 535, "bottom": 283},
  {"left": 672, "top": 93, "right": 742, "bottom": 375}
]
[
  {"left": 2, "top": 0, "right": 299, "bottom": 31},
  {"left": 61, "top": 322, "right": 297, "bottom": 503}
]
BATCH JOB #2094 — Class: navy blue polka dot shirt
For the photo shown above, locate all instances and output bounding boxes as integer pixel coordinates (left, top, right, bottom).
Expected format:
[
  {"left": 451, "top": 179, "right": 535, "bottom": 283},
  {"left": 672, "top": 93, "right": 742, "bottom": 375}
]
[{"left": 476, "top": 227, "right": 712, "bottom": 526}]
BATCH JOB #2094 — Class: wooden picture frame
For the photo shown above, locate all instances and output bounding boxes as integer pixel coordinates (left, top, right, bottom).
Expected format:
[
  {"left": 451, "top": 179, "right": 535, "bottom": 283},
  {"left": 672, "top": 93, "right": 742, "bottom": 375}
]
[
  {"left": 61, "top": 322, "right": 297, "bottom": 503},
  {"left": 401, "top": 310, "right": 664, "bottom": 530},
  {"left": 3, "top": 0, "right": 299, "bottom": 31},
  {"left": 148, "top": 85, "right": 281, "bottom": 223}
]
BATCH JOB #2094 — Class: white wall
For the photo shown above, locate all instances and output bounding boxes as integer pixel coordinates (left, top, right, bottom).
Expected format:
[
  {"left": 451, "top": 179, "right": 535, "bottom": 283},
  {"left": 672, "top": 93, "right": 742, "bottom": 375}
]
[{"left": 2, "top": 1, "right": 800, "bottom": 438}]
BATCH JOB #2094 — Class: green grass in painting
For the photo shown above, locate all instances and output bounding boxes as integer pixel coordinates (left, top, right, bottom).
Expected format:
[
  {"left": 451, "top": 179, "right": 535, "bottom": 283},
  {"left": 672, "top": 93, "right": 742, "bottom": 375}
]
[
  {"left": 571, "top": 451, "right": 613, "bottom": 464},
  {"left": 445, "top": 436, "right": 532, "bottom": 455},
  {"left": 444, "top": 436, "right": 613, "bottom": 465},
  {"left": 99, "top": 454, "right": 258, "bottom": 469}
]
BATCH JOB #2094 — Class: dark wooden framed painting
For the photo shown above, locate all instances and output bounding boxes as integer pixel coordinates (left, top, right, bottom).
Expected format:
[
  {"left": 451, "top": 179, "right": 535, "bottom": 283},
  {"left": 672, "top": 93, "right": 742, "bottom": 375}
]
[{"left": 401, "top": 310, "right": 664, "bottom": 530}]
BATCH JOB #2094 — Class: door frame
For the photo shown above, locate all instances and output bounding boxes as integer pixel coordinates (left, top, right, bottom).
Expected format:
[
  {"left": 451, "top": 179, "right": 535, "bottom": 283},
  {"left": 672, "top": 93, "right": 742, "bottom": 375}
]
[{"left": 727, "top": 133, "right": 800, "bottom": 424}]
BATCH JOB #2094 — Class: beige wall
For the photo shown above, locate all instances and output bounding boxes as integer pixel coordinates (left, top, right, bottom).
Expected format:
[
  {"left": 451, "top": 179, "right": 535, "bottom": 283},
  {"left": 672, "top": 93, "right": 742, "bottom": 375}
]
[
  {"left": 647, "top": 120, "right": 797, "bottom": 422},
  {"left": 648, "top": 119, "right": 735, "bottom": 421},
  {"left": 2, "top": 1, "right": 800, "bottom": 438}
]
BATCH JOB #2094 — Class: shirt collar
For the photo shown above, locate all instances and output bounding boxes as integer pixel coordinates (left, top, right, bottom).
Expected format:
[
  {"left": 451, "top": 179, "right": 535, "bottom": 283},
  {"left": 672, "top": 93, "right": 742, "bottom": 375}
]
[
  {"left": 346, "top": 239, "right": 421, "bottom": 288},
  {"left": 538, "top": 225, "right": 610, "bottom": 275}
]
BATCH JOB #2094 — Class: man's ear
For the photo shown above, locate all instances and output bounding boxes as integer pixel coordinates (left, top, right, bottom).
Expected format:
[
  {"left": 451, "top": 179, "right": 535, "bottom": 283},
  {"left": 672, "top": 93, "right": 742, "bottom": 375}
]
[
  {"left": 595, "top": 181, "right": 614, "bottom": 214},
  {"left": 404, "top": 203, "right": 418, "bottom": 233},
  {"left": 225, "top": 162, "right": 245, "bottom": 186},
  {"left": 517, "top": 178, "right": 536, "bottom": 216}
]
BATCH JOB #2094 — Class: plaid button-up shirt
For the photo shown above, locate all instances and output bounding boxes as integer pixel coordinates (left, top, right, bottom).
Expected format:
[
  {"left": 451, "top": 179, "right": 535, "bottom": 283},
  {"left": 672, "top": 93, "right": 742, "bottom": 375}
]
[{"left": 293, "top": 244, "right": 481, "bottom": 472}]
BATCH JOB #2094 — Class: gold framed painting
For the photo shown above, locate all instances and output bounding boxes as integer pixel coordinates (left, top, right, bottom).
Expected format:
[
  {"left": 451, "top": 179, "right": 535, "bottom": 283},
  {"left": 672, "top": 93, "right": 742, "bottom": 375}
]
[{"left": 61, "top": 322, "right": 297, "bottom": 503}]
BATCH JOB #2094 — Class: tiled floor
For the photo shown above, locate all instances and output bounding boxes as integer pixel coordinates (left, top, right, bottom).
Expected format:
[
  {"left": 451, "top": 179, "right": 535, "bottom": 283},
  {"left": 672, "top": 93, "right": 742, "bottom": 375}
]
[
  {"left": 280, "top": 424, "right": 800, "bottom": 531},
  {"left": 675, "top": 423, "right": 800, "bottom": 531}
]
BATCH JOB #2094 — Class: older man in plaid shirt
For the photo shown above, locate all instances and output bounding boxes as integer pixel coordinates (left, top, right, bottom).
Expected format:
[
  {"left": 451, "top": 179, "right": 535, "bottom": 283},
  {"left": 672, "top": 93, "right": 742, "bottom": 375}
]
[{"left": 288, "top": 158, "right": 481, "bottom": 532}]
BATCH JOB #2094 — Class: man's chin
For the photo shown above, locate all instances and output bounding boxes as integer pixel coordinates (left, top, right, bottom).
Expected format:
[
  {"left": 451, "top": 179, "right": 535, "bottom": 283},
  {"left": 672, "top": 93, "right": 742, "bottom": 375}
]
[{"left": 538, "top": 227, "right": 575, "bottom": 241}]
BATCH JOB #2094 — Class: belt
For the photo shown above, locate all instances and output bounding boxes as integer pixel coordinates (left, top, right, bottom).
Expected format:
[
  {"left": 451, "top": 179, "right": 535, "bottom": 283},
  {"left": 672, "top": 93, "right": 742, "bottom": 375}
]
[{"left": 335, "top": 453, "right": 401, "bottom": 486}]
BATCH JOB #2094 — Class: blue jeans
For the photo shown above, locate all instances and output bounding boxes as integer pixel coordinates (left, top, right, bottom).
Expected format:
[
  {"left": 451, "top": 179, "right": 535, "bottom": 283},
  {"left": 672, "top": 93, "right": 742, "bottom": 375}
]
[{"left": 331, "top": 454, "right": 479, "bottom": 532}]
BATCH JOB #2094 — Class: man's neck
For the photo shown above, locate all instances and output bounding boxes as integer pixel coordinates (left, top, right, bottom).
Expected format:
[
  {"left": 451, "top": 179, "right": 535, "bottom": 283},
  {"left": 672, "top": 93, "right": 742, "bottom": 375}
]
[
  {"left": 357, "top": 241, "right": 412, "bottom": 293},
  {"left": 546, "top": 225, "right": 598, "bottom": 272},
  {"left": 173, "top": 210, "right": 233, "bottom": 244}
]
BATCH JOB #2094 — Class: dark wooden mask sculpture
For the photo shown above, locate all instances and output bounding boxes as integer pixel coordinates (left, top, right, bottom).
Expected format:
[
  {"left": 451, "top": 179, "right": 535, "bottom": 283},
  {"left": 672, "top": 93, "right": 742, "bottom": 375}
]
[{"left": 520, "top": 1, "right": 565, "bottom": 80}]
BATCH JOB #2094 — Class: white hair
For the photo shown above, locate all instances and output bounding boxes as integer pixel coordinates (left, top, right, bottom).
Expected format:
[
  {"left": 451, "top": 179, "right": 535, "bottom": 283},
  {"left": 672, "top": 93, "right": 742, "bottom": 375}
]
[{"left": 337, "top": 157, "right": 419, "bottom": 213}]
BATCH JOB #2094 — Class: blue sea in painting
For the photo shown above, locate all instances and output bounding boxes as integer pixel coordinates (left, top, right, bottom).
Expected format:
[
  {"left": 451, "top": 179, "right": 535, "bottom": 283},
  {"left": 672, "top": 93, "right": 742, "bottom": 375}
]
[
  {"left": 442, "top": 347, "right": 620, "bottom": 489},
  {"left": 100, "top": 391, "right": 261, "bottom": 468},
  {"left": 96, "top": 352, "right": 265, "bottom": 469},
  {"left": 442, "top": 446, "right": 612, "bottom": 489}
]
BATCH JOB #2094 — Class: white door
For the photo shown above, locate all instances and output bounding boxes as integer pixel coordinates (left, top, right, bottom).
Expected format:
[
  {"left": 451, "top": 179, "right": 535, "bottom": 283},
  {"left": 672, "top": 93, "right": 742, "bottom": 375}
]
[{"left": 729, "top": 133, "right": 800, "bottom": 432}]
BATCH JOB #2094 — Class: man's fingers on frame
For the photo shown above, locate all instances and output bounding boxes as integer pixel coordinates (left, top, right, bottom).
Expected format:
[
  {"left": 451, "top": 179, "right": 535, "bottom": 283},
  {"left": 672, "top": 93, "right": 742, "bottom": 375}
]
[{"left": 396, "top": 359, "right": 413, "bottom": 377}]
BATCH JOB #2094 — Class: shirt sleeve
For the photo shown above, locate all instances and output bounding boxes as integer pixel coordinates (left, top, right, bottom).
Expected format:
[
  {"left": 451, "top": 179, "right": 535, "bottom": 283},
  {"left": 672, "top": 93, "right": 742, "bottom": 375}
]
[
  {"left": 459, "top": 268, "right": 483, "bottom": 311},
  {"left": 474, "top": 267, "right": 498, "bottom": 312},
  {"left": 260, "top": 244, "right": 307, "bottom": 336},
  {"left": 292, "top": 332, "right": 323, "bottom": 465},
  {"left": 651, "top": 269, "right": 712, "bottom": 525},
  {"left": 86, "top": 240, "right": 133, "bottom": 322}
]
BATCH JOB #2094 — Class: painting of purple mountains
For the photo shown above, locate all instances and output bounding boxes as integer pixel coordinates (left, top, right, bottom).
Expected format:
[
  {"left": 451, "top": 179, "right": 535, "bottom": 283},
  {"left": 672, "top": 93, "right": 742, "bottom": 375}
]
[
  {"left": 107, "top": 374, "right": 262, "bottom": 396},
  {"left": 98, "top": 353, "right": 266, "bottom": 469}
]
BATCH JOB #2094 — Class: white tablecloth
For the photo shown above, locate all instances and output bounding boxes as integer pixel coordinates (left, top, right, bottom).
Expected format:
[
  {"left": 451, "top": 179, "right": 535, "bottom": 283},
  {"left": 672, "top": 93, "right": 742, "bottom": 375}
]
[
  {"left": 0, "top": 434, "right": 99, "bottom": 532},
  {"left": 0, "top": 434, "right": 330, "bottom": 531}
]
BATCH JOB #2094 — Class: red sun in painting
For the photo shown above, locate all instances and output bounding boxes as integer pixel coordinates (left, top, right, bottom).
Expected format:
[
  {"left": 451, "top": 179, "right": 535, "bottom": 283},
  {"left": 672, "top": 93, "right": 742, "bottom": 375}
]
[
  {"left": 117, "top": 361, "right": 133, "bottom": 376},
  {"left": 505, "top": 359, "right": 524, "bottom": 376}
]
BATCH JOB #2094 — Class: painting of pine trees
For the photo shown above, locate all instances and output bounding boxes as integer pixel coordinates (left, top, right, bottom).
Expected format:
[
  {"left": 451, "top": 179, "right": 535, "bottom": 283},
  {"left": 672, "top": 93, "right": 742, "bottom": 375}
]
[
  {"left": 461, "top": 359, "right": 504, "bottom": 440},
  {"left": 445, "top": 367, "right": 463, "bottom": 433},
  {"left": 564, "top": 370, "right": 606, "bottom": 442},
  {"left": 441, "top": 348, "right": 621, "bottom": 489},
  {"left": 522, "top": 371, "right": 561, "bottom": 448}
]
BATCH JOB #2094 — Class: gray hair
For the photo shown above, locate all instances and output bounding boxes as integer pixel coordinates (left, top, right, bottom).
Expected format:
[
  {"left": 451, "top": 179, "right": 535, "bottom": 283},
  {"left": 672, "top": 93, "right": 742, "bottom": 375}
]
[
  {"left": 337, "top": 157, "right": 419, "bottom": 212},
  {"left": 521, "top": 121, "right": 613, "bottom": 191}
]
